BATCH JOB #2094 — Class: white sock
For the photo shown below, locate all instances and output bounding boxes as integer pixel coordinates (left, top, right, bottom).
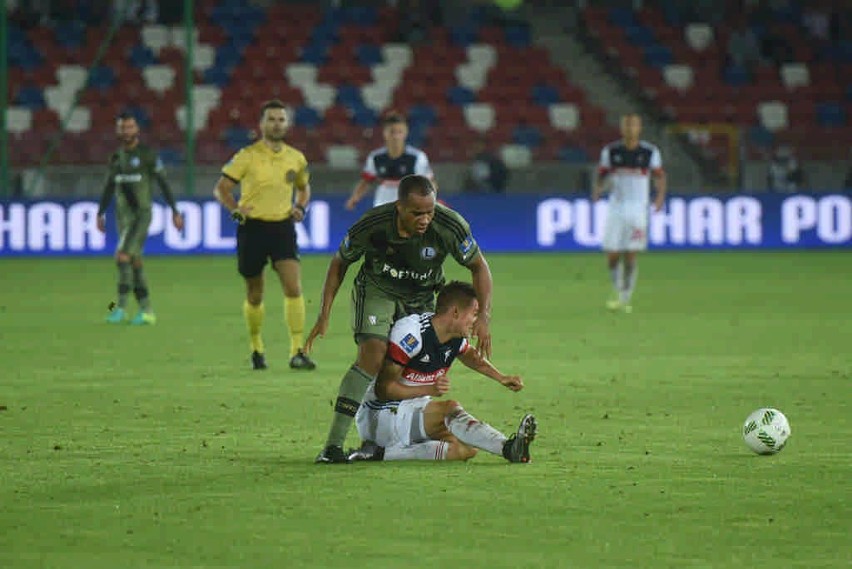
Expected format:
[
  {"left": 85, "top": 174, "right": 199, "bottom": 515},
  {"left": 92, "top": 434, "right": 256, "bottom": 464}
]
[
  {"left": 621, "top": 264, "right": 638, "bottom": 304},
  {"left": 444, "top": 407, "right": 506, "bottom": 456},
  {"left": 609, "top": 261, "right": 622, "bottom": 295}
]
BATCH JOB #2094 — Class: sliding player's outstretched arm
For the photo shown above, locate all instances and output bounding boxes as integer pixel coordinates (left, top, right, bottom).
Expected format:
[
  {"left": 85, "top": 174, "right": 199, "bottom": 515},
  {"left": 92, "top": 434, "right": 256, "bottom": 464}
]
[{"left": 457, "top": 347, "right": 523, "bottom": 392}]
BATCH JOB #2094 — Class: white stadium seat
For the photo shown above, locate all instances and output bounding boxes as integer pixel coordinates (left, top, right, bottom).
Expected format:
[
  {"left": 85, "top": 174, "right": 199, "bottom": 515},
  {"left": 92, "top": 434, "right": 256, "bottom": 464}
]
[
  {"left": 382, "top": 44, "right": 413, "bottom": 68},
  {"left": 6, "top": 107, "right": 33, "bottom": 134},
  {"left": 176, "top": 104, "right": 212, "bottom": 131},
  {"left": 548, "top": 103, "right": 581, "bottom": 131},
  {"left": 463, "top": 103, "right": 495, "bottom": 132},
  {"left": 43, "top": 85, "right": 76, "bottom": 115},
  {"left": 326, "top": 145, "right": 360, "bottom": 169},
  {"left": 467, "top": 44, "right": 497, "bottom": 69},
  {"left": 169, "top": 25, "right": 199, "bottom": 50},
  {"left": 361, "top": 83, "right": 395, "bottom": 111},
  {"left": 141, "top": 25, "right": 169, "bottom": 54},
  {"left": 757, "top": 101, "right": 789, "bottom": 131},
  {"left": 780, "top": 63, "right": 810, "bottom": 89},
  {"left": 55, "top": 65, "right": 87, "bottom": 91},
  {"left": 63, "top": 108, "right": 91, "bottom": 133},
  {"left": 142, "top": 65, "right": 176, "bottom": 94},
  {"left": 663, "top": 64, "right": 694, "bottom": 91},
  {"left": 500, "top": 144, "right": 532, "bottom": 168},
  {"left": 685, "top": 23, "right": 714, "bottom": 52},
  {"left": 455, "top": 63, "right": 489, "bottom": 92},
  {"left": 192, "top": 44, "right": 216, "bottom": 72},
  {"left": 286, "top": 63, "right": 318, "bottom": 89},
  {"left": 300, "top": 84, "right": 336, "bottom": 112},
  {"left": 370, "top": 64, "right": 404, "bottom": 87}
]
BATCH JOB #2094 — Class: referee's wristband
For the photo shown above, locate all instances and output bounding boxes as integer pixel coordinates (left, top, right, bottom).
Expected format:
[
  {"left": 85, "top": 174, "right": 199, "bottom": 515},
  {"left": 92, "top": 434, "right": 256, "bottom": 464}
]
[{"left": 293, "top": 203, "right": 307, "bottom": 215}]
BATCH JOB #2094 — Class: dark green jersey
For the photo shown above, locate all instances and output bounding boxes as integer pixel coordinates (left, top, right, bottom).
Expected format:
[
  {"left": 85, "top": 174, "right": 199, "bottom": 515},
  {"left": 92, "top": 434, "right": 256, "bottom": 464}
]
[
  {"left": 339, "top": 202, "right": 481, "bottom": 303},
  {"left": 98, "top": 144, "right": 173, "bottom": 216}
]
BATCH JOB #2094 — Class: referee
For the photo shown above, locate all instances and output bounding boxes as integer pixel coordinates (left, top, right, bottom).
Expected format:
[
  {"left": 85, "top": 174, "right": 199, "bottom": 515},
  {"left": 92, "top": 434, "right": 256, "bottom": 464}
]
[{"left": 214, "top": 99, "right": 316, "bottom": 371}]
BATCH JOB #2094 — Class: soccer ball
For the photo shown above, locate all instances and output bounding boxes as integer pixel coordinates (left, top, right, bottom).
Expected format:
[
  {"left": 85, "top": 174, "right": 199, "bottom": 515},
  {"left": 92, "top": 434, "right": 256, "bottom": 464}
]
[{"left": 742, "top": 408, "right": 791, "bottom": 455}]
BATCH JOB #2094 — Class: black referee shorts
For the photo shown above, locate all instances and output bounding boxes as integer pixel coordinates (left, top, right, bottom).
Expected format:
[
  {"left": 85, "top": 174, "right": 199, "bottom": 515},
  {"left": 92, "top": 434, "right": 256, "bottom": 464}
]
[{"left": 236, "top": 218, "right": 299, "bottom": 278}]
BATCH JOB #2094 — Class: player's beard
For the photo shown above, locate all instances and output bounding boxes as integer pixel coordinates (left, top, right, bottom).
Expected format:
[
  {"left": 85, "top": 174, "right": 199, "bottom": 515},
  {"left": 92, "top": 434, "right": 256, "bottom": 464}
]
[
  {"left": 120, "top": 133, "right": 139, "bottom": 148},
  {"left": 265, "top": 128, "right": 286, "bottom": 143}
]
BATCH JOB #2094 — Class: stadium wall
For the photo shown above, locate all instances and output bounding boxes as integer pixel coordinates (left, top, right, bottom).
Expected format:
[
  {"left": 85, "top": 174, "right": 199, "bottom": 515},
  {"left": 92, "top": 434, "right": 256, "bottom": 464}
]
[{"left": 0, "top": 193, "right": 849, "bottom": 256}]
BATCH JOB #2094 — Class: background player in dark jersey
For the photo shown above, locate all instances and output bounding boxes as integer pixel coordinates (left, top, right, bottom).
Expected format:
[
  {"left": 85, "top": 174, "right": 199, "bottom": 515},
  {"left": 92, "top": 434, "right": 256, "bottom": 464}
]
[
  {"left": 344, "top": 111, "right": 435, "bottom": 210},
  {"left": 97, "top": 112, "right": 184, "bottom": 325},
  {"left": 352, "top": 281, "right": 535, "bottom": 463},
  {"left": 592, "top": 113, "right": 666, "bottom": 313},
  {"left": 305, "top": 174, "right": 493, "bottom": 463}
]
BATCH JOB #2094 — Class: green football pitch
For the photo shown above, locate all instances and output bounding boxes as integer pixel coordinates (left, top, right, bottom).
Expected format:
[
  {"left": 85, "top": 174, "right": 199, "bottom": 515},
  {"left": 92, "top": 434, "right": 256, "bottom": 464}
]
[{"left": 1, "top": 251, "right": 850, "bottom": 568}]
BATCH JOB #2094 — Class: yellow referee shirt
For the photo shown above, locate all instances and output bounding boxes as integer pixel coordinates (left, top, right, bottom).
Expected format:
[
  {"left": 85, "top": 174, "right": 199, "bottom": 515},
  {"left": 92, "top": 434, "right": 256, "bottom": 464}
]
[{"left": 221, "top": 140, "right": 310, "bottom": 221}]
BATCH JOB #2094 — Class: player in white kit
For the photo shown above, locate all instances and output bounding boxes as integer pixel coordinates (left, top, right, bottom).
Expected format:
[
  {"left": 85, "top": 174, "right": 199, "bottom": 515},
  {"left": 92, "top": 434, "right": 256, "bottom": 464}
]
[
  {"left": 345, "top": 110, "right": 435, "bottom": 210},
  {"left": 592, "top": 113, "right": 667, "bottom": 313},
  {"left": 352, "top": 281, "right": 536, "bottom": 463}
]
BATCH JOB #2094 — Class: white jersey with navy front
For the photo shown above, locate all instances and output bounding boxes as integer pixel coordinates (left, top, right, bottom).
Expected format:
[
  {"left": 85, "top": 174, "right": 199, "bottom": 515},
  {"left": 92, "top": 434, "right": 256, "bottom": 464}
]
[
  {"left": 598, "top": 140, "right": 663, "bottom": 210},
  {"left": 357, "top": 313, "right": 469, "bottom": 448},
  {"left": 362, "top": 145, "right": 433, "bottom": 206}
]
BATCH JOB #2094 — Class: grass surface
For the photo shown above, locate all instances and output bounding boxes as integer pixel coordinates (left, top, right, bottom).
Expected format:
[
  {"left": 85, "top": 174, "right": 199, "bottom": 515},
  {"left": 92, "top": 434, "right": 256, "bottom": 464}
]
[{"left": 1, "top": 251, "right": 850, "bottom": 568}]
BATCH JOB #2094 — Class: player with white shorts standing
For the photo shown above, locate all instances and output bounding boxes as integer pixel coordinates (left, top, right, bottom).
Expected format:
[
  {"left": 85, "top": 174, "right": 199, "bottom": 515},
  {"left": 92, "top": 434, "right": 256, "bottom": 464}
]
[
  {"left": 592, "top": 113, "right": 667, "bottom": 313},
  {"left": 344, "top": 110, "right": 435, "bottom": 210},
  {"left": 352, "top": 282, "right": 536, "bottom": 463}
]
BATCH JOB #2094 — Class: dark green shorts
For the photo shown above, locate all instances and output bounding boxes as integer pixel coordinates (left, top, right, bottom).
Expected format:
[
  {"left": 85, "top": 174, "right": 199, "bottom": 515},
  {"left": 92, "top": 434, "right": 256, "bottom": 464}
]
[
  {"left": 116, "top": 210, "right": 152, "bottom": 257},
  {"left": 350, "top": 281, "right": 435, "bottom": 342}
]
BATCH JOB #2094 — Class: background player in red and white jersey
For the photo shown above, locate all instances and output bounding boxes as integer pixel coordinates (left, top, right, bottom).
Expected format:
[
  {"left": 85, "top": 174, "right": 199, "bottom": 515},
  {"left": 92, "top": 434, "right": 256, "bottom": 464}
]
[
  {"left": 344, "top": 111, "right": 435, "bottom": 210},
  {"left": 592, "top": 113, "right": 667, "bottom": 313},
  {"left": 352, "top": 282, "right": 536, "bottom": 463}
]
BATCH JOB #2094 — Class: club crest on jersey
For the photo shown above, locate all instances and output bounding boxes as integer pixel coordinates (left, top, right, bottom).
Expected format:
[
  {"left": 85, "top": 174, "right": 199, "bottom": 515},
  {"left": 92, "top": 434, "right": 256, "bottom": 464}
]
[
  {"left": 420, "top": 246, "right": 436, "bottom": 260},
  {"left": 130, "top": 156, "right": 140, "bottom": 167},
  {"left": 459, "top": 237, "right": 474, "bottom": 256},
  {"left": 401, "top": 333, "right": 420, "bottom": 354}
]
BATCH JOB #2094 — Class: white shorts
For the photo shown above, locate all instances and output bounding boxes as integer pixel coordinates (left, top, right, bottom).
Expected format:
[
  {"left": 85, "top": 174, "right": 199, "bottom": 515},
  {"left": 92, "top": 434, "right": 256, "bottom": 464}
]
[
  {"left": 602, "top": 205, "right": 648, "bottom": 252},
  {"left": 355, "top": 396, "right": 432, "bottom": 448},
  {"left": 373, "top": 185, "right": 398, "bottom": 207}
]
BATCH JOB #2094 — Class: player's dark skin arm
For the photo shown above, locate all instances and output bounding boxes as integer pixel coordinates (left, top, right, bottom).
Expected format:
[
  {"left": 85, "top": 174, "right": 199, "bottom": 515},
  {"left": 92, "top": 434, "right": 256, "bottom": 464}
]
[
  {"left": 457, "top": 348, "right": 523, "bottom": 391},
  {"left": 466, "top": 253, "right": 494, "bottom": 360},
  {"left": 304, "top": 253, "right": 352, "bottom": 352},
  {"left": 375, "top": 359, "right": 446, "bottom": 401}
]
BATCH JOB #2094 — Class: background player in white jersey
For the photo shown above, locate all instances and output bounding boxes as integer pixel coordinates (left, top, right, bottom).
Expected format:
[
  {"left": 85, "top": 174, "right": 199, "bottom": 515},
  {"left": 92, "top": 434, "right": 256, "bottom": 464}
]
[
  {"left": 344, "top": 110, "right": 435, "bottom": 210},
  {"left": 351, "top": 281, "right": 536, "bottom": 463},
  {"left": 592, "top": 113, "right": 667, "bottom": 313}
]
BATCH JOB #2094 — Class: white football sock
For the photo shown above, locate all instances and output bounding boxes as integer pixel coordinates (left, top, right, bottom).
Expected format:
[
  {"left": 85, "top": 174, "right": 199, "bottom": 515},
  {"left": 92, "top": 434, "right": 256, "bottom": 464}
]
[
  {"left": 621, "top": 264, "right": 638, "bottom": 304},
  {"left": 444, "top": 407, "right": 506, "bottom": 456}
]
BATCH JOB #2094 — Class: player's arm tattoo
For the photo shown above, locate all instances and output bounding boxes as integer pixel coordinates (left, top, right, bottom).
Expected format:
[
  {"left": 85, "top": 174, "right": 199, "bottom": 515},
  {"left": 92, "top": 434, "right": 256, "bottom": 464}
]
[{"left": 154, "top": 172, "right": 178, "bottom": 212}]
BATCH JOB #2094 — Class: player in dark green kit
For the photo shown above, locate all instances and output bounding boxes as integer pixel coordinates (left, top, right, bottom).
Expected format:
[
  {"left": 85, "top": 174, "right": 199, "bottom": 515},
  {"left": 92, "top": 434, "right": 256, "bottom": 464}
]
[
  {"left": 97, "top": 112, "right": 184, "bottom": 325},
  {"left": 305, "top": 174, "right": 494, "bottom": 463}
]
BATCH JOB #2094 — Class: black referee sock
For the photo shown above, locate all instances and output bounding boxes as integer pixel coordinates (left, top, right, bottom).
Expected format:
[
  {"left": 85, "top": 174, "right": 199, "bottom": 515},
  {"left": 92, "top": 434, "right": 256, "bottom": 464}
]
[{"left": 325, "top": 366, "right": 374, "bottom": 448}]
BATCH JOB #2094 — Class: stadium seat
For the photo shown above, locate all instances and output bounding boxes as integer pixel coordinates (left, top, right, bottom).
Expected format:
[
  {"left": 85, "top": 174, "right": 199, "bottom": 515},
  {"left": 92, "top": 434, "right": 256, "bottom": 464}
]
[
  {"left": 382, "top": 44, "right": 413, "bottom": 68},
  {"left": 143, "top": 65, "right": 176, "bottom": 94},
  {"left": 56, "top": 65, "right": 88, "bottom": 91},
  {"left": 286, "top": 63, "right": 319, "bottom": 89},
  {"left": 6, "top": 107, "right": 33, "bottom": 134},
  {"left": 299, "top": 84, "right": 336, "bottom": 112},
  {"left": 548, "top": 103, "right": 581, "bottom": 131},
  {"left": 326, "top": 144, "right": 360, "bottom": 168},
  {"left": 463, "top": 103, "right": 495, "bottom": 132},
  {"left": 141, "top": 25, "right": 170, "bottom": 54},
  {"left": 447, "top": 86, "right": 476, "bottom": 105},
  {"left": 684, "top": 23, "right": 714, "bottom": 52},
  {"left": 467, "top": 44, "right": 497, "bottom": 69},
  {"left": 500, "top": 144, "right": 532, "bottom": 167},
  {"left": 663, "top": 64, "right": 694, "bottom": 91},
  {"left": 757, "top": 101, "right": 789, "bottom": 132},
  {"left": 816, "top": 102, "right": 847, "bottom": 127},
  {"left": 455, "top": 63, "right": 489, "bottom": 92},
  {"left": 361, "top": 83, "right": 395, "bottom": 111},
  {"left": 62, "top": 108, "right": 91, "bottom": 133},
  {"left": 780, "top": 63, "right": 810, "bottom": 90}
]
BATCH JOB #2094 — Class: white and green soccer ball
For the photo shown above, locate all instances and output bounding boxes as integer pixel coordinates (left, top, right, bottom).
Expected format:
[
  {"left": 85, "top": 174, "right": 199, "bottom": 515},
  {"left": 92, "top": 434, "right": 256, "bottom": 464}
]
[{"left": 743, "top": 408, "right": 791, "bottom": 455}]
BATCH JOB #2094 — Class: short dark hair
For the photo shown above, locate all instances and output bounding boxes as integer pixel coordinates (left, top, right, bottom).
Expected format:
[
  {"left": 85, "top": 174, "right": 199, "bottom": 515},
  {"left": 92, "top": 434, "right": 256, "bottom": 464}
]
[
  {"left": 116, "top": 111, "right": 137, "bottom": 122},
  {"left": 436, "top": 281, "right": 477, "bottom": 314},
  {"left": 382, "top": 110, "right": 407, "bottom": 126},
  {"left": 261, "top": 99, "right": 288, "bottom": 119},
  {"left": 397, "top": 174, "right": 436, "bottom": 202}
]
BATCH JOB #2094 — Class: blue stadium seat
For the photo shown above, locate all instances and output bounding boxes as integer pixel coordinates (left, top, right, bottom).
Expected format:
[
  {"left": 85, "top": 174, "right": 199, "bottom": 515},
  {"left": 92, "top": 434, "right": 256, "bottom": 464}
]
[
  {"left": 300, "top": 44, "right": 329, "bottom": 65},
  {"left": 644, "top": 45, "right": 673, "bottom": 68},
  {"left": 129, "top": 45, "right": 158, "bottom": 68},
  {"left": 723, "top": 65, "right": 751, "bottom": 86},
  {"left": 625, "top": 25, "right": 656, "bottom": 48},
  {"left": 747, "top": 125, "right": 774, "bottom": 149},
  {"left": 293, "top": 106, "right": 322, "bottom": 128},
  {"left": 608, "top": 8, "right": 635, "bottom": 27},
  {"left": 450, "top": 25, "right": 479, "bottom": 47},
  {"left": 336, "top": 84, "right": 363, "bottom": 109},
  {"left": 14, "top": 85, "right": 46, "bottom": 110},
  {"left": 215, "top": 45, "right": 243, "bottom": 69},
  {"left": 531, "top": 84, "right": 561, "bottom": 106},
  {"left": 558, "top": 145, "right": 590, "bottom": 163},
  {"left": 512, "top": 125, "right": 543, "bottom": 148},
  {"left": 816, "top": 102, "right": 847, "bottom": 127},
  {"left": 225, "top": 127, "right": 253, "bottom": 151},
  {"left": 54, "top": 21, "right": 86, "bottom": 49},
  {"left": 340, "top": 6, "right": 378, "bottom": 26},
  {"left": 407, "top": 104, "right": 438, "bottom": 128},
  {"left": 8, "top": 43, "right": 43, "bottom": 71},
  {"left": 87, "top": 66, "right": 116, "bottom": 90},
  {"left": 352, "top": 108, "right": 378, "bottom": 128},
  {"left": 356, "top": 44, "right": 383, "bottom": 67},
  {"left": 406, "top": 123, "right": 429, "bottom": 147},
  {"left": 203, "top": 66, "right": 231, "bottom": 87},
  {"left": 447, "top": 86, "right": 476, "bottom": 105},
  {"left": 504, "top": 26, "right": 532, "bottom": 48}
]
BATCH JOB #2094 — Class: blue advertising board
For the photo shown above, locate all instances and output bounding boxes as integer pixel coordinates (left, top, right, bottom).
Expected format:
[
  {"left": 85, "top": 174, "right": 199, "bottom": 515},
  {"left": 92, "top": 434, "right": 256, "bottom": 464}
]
[{"left": 0, "top": 193, "right": 849, "bottom": 256}]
